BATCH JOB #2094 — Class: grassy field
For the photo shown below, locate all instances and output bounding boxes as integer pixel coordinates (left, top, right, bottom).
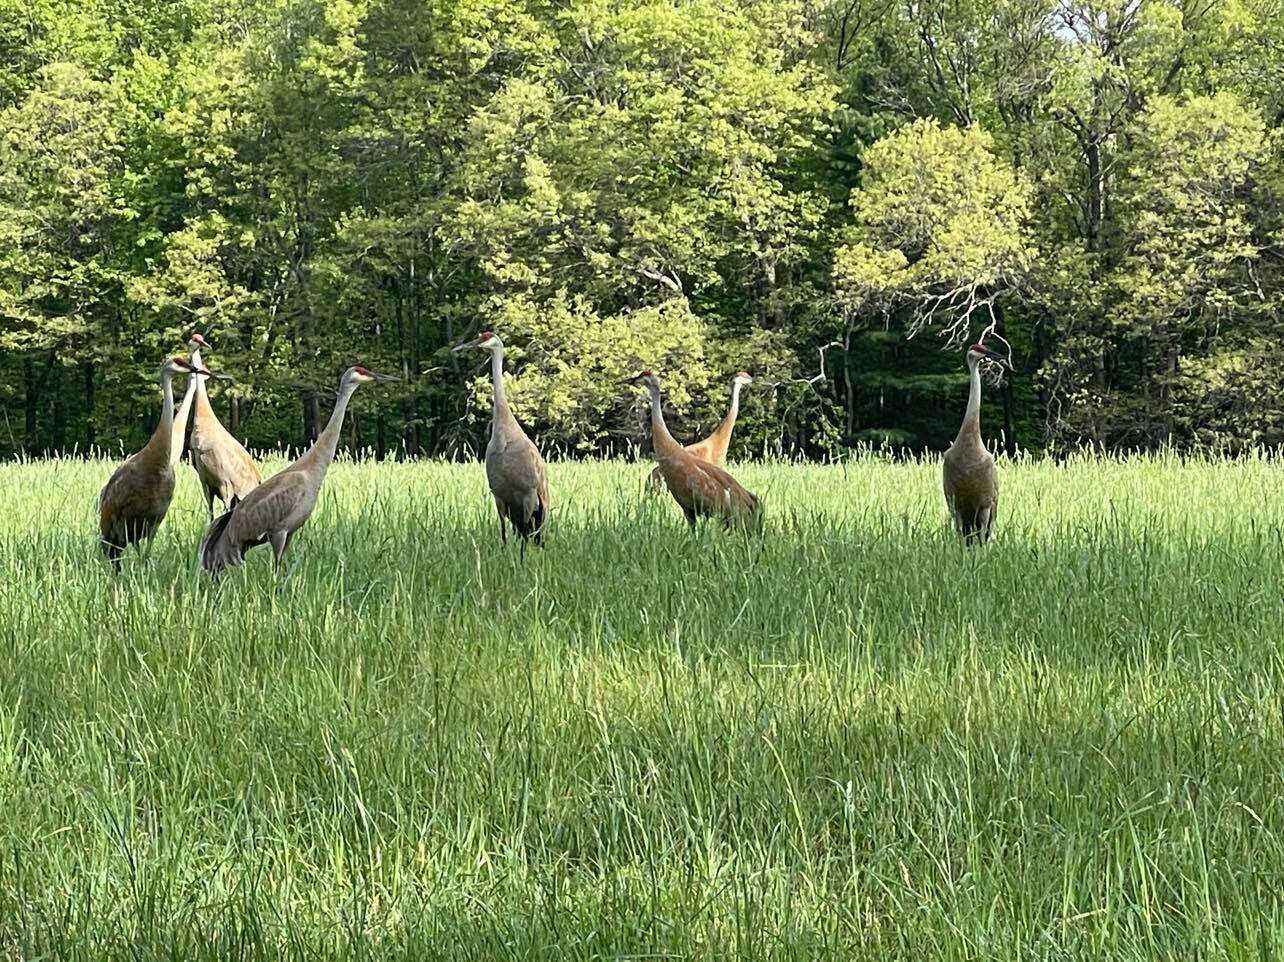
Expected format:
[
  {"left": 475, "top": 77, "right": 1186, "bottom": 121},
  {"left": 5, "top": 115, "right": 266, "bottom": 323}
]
[{"left": 1, "top": 453, "right": 1283, "bottom": 960}]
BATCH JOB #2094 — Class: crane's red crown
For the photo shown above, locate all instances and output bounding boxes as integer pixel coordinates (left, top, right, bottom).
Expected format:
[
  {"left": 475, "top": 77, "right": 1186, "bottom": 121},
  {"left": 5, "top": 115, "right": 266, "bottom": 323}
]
[
  {"left": 479, "top": 330, "right": 495, "bottom": 341},
  {"left": 189, "top": 332, "right": 208, "bottom": 346},
  {"left": 737, "top": 370, "right": 752, "bottom": 379},
  {"left": 968, "top": 343, "right": 986, "bottom": 353},
  {"left": 638, "top": 369, "right": 653, "bottom": 377},
  {"left": 353, "top": 365, "right": 372, "bottom": 376}
]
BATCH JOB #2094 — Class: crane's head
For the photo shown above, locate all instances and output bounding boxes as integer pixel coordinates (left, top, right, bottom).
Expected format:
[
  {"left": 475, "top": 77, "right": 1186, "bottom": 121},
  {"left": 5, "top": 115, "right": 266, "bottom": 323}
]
[
  {"left": 967, "top": 343, "right": 1012, "bottom": 371},
  {"left": 453, "top": 330, "right": 503, "bottom": 353},
  {"left": 734, "top": 370, "right": 754, "bottom": 387},
  {"left": 164, "top": 355, "right": 214, "bottom": 379},
  {"left": 345, "top": 365, "right": 400, "bottom": 385},
  {"left": 186, "top": 332, "right": 210, "bottom": 352},
  {"left": 624, "top": 370, "right": 660, "bottom": 391}
]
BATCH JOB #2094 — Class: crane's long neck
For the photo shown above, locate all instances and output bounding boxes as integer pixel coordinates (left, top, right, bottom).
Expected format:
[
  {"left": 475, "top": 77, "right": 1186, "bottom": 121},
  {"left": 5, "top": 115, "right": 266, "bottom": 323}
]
[
  {"left": 648, "top": 384, "right": 682, "bottom": 458},
  {"left": 310, "top": 379, "right": 359, "bottom": 470},
  {"left": 171, "top": 367, "right": 197, "bottom": 463},
  {"left": 152, "top": 368, "right": 177, "bottom": 461},
  {"left": 956, "top": 357, "right": 983, "bottom": 444},
  {"left": 489, "top": 346, "right": 508, "bottom": 414},
  {"left": 705, "top": 379, "right": 742, "bottom": 453},
  {"left": 191, "top": 347, "right": 211, "bottom": 407}
]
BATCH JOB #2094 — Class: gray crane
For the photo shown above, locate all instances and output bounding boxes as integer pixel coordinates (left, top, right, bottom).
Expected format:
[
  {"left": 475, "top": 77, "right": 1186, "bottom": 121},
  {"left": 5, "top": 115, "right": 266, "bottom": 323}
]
[
  {"left": 187, "top": 333, "right": 262, "bottom": 516},
  {"left": 453, "top": 331, "right": 550, "bottom": 552},
  {"left": 942, "top": 342, "right": 1011, "bottom": 544},
  {"left": 199, "top": 365, "right": 397, "bottom": 576},
  {"left": 99, "top": 355, "right": 215, "bottom": 570}
]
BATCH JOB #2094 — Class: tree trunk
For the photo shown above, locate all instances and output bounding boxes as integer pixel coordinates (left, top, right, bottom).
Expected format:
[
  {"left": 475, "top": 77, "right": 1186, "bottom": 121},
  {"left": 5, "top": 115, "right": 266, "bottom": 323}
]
[
  {"left": 1162, "top": 341, "right": 1179, "bottom": 444},
  {"left": 83, "top": 361, "right": 96, "bottom": 451},
  {"left": 302, "top": 391, "right": 320, "bottom": 446},
  {"left": 50, "top": 364, "right": 65, "bottom": 455},
  {"left": 408, "top": 258, "right": 422, "bottom": 457},
  {"left": 1000, "top": 376, "right": 1016, "bottom": 457},
  {"left": 24, "top": 358, "right": 38, "bottom": 455},
  {"left": 1085, "top": 138, "right": 1105, "bottom": 255}
]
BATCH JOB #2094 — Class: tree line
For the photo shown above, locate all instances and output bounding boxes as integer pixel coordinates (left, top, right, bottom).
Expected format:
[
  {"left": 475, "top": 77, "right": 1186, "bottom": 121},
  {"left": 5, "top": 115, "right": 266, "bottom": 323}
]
[{"left": 1, "top": 0, "right": 1282, "bottom": 460}]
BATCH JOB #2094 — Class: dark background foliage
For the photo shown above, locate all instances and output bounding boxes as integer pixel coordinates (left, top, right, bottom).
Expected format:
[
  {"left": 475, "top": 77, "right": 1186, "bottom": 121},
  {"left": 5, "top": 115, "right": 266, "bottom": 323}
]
[{"left": 1, "top": 0, "right": 1280, "bottom": 460}]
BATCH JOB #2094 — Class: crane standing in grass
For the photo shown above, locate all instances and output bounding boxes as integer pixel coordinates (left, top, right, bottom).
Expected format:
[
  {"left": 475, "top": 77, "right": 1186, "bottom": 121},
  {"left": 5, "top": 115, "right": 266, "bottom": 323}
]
[
  {"left": 648, "top": 370, "right": 753, "bottom": 489},
  {"left": 185, "top": 333, "right": 261, "bottom": 517},
  {"left": 628, "top": 370, "right": 761, "bottom": 530},
  {"left": 99, "top": 355, "right": 216, "bottom": 570},
  {"left": 943, "top": 342, "right": 1012, "bottom": 544},
  {"left": 199, "top": 365, "right": 398, "bottom": 576},
  {"left": 453, "top": 331, "right": 550, "bottom": 553}
]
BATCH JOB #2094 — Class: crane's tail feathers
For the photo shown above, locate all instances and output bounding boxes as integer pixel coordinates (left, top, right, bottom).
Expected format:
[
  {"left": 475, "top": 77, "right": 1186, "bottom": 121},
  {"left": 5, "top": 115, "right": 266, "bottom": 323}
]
[{"left": 199, "top": 505, "right": 242, "bottom": 575}]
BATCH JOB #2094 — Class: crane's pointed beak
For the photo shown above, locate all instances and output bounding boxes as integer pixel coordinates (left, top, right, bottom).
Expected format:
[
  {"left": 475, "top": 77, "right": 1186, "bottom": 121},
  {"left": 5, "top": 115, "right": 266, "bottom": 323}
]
[
  {"left": 370, "top": 371, "right": 399, "bottom": 383},
  {"left": 979, "top": 346, "right": 1012, "bottom": 370},
  {"left": 451, "top": 339, "right": 479, "bottom": 354}
]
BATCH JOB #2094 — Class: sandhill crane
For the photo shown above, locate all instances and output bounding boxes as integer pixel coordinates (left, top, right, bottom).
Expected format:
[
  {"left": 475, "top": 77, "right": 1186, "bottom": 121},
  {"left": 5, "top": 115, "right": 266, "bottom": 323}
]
[
  {"left": 199, "top": 365, "right": 397, "bottom": 576},
  {"left": 452, "top": 331, "right": 550, "bottom": 553},
  {"left": 647, "top": 370, "right": 752, "bottom": 489},
  {"left": 943, "top": 342, "right": 1012, "bottom": 544},
  {"left": 186, "top": 333, "right": 261, "bottom": 516},
  {"left": 628, "top": 370, "right": 761, "bottom": 530},
  {"left": 99, "top": 355, "right": 215, "bottom": 570}
]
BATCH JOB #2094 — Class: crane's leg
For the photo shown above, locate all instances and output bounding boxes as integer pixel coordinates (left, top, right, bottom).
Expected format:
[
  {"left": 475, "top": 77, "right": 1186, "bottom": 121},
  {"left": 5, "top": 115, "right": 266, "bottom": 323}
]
[
  {"left": 270, "top": 529, "right": 292, "bottom": 571},
  {"left": 682, "top": 505, "right": 697, "bottom": 529},
  {"left": 493, "top": 497, "right": 508, "bottom": 545}
]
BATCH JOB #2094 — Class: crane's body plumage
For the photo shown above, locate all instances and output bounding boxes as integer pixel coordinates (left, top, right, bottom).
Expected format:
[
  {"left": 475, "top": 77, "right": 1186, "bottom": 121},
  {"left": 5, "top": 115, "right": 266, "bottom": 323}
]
[
  {"left": 648, "top": 372, "right": 750, "bottom": 489},
  {"left": 458, "top": 334, "right": 550, "bottom": 549},
  {"left": 188, "top": 343, "right": 261, "bottom": 516},
  {"left": 99, "top": 357, "right": 207, "bottom": 569},
  {"left": 200, "top": 366, "right": 394, "bottom": 575},
  {"left": 943, "top": 347, "right": 1005, "bottom": 543},
  {"left": 634, "top": 372, "right": 761, "bottom": 530}
]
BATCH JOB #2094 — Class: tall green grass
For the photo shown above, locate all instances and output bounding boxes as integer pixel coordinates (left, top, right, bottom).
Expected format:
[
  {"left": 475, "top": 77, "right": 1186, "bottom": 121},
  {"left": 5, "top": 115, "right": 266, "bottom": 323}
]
[{"left": 1, "top": 453, "right": 1283, "bottom": 960}]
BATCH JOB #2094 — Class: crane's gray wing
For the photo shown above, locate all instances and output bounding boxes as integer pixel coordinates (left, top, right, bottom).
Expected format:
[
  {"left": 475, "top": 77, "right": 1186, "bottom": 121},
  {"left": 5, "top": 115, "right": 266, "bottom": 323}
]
[
  {"left": 226, "top": 472, "right": 310, "bottom": 544},
  {"left": 201, "top": 469, "right": 309, "bottom": 566},
  {"left": 487, "top": 432, "right": 544, "bottom": 509}
]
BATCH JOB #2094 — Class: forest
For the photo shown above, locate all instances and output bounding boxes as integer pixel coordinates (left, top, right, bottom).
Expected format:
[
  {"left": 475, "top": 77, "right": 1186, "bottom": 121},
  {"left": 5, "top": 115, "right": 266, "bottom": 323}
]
[{"left": 1, "top": 0, "right": 1281, "bottom": 459}]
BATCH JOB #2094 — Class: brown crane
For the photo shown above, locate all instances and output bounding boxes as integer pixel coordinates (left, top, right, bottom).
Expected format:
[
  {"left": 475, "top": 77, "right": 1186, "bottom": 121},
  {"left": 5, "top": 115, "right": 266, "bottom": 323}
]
[
  {"left": 942, "top": 342, "right": 1011, "bottom": 544},
  {"left": 628, "top": 370, "right": 761, "bottom": 530},
  {"left": 199, "top": 365, "right": 397, "bottom": 576},
  {"left": 186, "top": 333, "right": 261, "bottom": 516},
  {"left": 647, "top": 370, "right": 752, "bottom": 489},
  {"left": 98, "top": 355, "right": 215, "bottom": 570},
  {"left": 452, "top": 331, "right": 550, "bottom": 552}
]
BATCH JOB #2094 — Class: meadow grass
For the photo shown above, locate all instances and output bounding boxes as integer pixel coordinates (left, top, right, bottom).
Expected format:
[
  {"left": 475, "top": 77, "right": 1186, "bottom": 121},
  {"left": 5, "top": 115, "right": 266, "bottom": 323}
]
[{"left": 1, "top": 452, "right": 1284, "bottom": 960}]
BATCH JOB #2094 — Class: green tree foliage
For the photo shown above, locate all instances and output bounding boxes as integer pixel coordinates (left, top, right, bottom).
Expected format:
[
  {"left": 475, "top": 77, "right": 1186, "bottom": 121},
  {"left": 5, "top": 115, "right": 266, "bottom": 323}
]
[{"left": 2, "top": 0, "right": 1284, "bottom": 457}]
